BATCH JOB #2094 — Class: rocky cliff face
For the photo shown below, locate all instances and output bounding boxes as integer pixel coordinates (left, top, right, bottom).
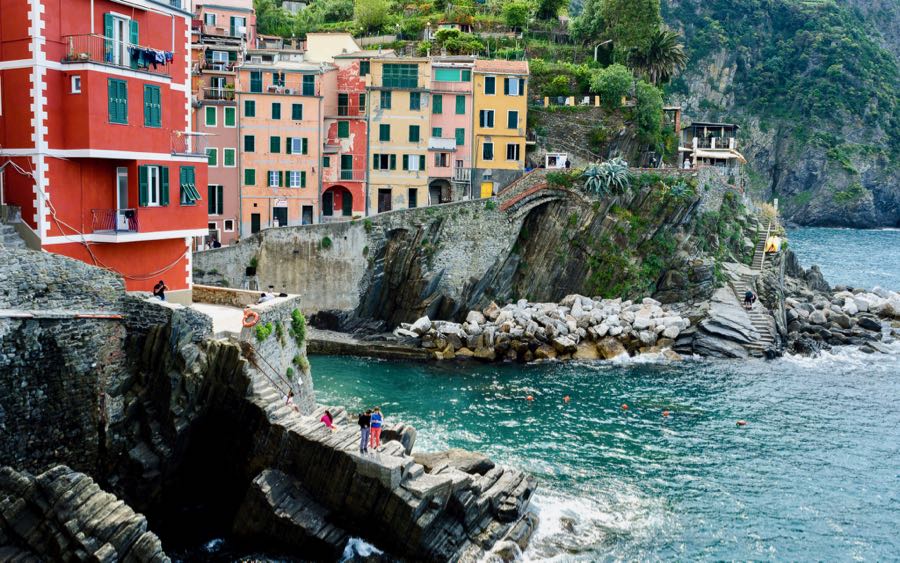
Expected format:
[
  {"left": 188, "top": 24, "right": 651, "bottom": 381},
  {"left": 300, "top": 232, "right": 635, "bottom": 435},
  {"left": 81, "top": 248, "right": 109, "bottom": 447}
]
[{"left": 663, "top": 0, "right": 900, "bottom": 228}]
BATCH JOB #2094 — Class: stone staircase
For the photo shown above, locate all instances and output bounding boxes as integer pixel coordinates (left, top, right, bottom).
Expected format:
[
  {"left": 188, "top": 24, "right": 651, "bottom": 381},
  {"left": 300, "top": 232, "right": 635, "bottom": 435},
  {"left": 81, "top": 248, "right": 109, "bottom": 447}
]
[
  {"left": 733, "top": 221, "right": 775, "bottom": 355},
  {"left": 1, "top": 222, "right": 26, "bottom": 249}
]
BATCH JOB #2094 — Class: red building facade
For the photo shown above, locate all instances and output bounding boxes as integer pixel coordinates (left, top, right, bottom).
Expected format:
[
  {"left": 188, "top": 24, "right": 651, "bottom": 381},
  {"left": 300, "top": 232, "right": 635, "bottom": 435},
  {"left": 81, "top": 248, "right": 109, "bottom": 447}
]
[{"left": 0, "top": 0, "right": 208, "bottom": 302}]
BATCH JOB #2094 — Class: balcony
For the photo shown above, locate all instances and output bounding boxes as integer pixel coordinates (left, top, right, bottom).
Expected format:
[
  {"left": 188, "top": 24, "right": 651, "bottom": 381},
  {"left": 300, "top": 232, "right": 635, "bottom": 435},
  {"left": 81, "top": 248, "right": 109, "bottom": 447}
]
[
  {"left": 62, "top": 34, "right": 171, "bottom": 77},
  {"left": 171, "top": 131, "right": 210, "bottom": 157},
  {"left": 453, "top": 167, "right": 472, "bottom": 183},
  {"left": 92, "top": 208, "right": 138, "bottom": 233},
  {"left": 338, "top": 169, "right": 365, "bottom": 182},
  {"left": 200, "top": 59, "right": 237, "bottom": 73},
  {"left": 430, "top": 80, "right": 472, "bottom": 93},
  {"left": 337, "top": 105, "right": 366, "bottom": 117},
  {"left": 202, "top": 87, "right": 235, "bottom": 101}
]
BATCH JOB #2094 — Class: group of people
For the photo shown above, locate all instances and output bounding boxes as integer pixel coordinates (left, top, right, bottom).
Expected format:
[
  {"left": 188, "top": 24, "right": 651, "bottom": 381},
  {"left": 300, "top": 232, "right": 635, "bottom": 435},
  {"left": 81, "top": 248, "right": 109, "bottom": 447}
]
[{"left": 357, "top": 407, "right": 384, "bottom": 454}]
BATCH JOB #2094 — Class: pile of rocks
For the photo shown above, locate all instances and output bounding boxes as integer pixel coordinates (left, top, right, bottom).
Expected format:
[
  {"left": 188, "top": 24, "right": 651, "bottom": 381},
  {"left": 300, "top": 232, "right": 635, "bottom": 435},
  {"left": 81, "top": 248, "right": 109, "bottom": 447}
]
[
  {"left": 786, "top": 286, "right": 900, "bottom": 353},
  {"left": 396, "top": 295, "right": 691, "bottom": 362}
]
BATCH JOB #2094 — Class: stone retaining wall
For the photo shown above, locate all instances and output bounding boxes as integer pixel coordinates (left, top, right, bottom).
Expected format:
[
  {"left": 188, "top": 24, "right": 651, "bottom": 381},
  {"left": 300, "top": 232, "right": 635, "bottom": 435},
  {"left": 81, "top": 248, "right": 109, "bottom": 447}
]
[{"left": 192, "top": 284, "right": 264, "bottom": 308}]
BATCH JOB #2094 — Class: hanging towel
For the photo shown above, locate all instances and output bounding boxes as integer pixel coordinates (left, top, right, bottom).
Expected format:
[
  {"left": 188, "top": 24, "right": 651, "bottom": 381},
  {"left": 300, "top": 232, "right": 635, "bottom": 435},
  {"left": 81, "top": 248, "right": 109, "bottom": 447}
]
[{"left": 164, "top": 51, "right": 174, "bottom": 63}]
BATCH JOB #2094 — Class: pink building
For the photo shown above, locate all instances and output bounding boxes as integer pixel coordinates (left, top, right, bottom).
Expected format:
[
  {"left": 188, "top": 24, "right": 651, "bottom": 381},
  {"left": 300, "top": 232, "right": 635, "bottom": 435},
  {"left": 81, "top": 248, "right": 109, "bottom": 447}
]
[
  {"left": 428, "top": 56, "right": 475, "bottom": 203},
  {"left": 192, "top": 1, "right": 256, "bottom": 46}
]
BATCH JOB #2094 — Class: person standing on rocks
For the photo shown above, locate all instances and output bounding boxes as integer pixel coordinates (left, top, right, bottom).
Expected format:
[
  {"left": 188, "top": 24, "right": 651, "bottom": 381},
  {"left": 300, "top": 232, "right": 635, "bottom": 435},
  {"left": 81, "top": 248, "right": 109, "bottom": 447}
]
[
  {"left": 369, "top": 407, "right": 384, "bottom": 450},
  {"left": 152, "top": 280, "right": 168, "bottom": 301},
  {"left": 358, "top": 409, "right": 372, "bottom": 454}
]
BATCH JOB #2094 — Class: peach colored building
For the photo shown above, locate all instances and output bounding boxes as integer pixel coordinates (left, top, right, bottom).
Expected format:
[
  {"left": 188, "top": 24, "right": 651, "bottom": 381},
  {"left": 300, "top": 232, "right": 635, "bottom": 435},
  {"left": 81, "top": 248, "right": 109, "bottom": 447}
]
[
  {"left": 428, "top": 56, "right": 475, "bottom": 203},
  {"left": 192, "top": 1, "right": 256, "bottom": 46},
  {"left": 235, "top": 49, "right": 336, "bottom": 234}
]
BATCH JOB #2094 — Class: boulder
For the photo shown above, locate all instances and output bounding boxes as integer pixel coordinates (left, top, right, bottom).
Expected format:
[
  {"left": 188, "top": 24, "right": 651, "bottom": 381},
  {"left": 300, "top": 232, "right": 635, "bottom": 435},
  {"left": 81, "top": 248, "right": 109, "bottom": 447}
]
[
  {"left": 466, "top": 310, "right": 486, "bottom": 325},
  {"left": 473, "top": 346, "right": 496, "bottom": 361},
  {"left": 857, "top": 316, "right": 883, "bottom": 332},
  {"left": 831, "top": 313, "right": 852, "bottom": 329},
  {"left": 662, "top": 326, "right": 681, "bottom": 340},
  {"left": 411, "top": 316, "right": 432, "bottom": 335},
  {"left": 573, "top": 342, "right": 600, "bottom": 360},
  {"left": 808, "top": 310, "right": 828, "bottom": 325},
  {"left": 552, "top": 335, "right": 577, "bottom": 354},
  {"left": 483, "top": 301, "right": 502, "bottom": 321},
  {"left": 638, "top": 330, "right": 657, "bottom": 345},
  {"left": 534, "top": 344, "right": 557, "bottom": 360},
  {"left": 596, "top": 337, "right": 628, "bottom": 360},
  {"left": 414, "top": 449, "right": 496, "bottom": 476},
  {"left": 456, "top": 347, "right": 475, "bottom": 358}
]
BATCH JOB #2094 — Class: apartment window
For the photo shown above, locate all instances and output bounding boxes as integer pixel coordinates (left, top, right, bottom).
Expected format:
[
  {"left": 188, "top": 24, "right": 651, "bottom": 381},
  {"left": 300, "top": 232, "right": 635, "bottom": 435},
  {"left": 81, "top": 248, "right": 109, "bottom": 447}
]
[
  {"left": 272, "top": 72, "right": 285, "bottom": 87},
  {"left": 435, "top": 153, "right": 449, "bottom": 167},
  {"left": 409, "top": 125, "right": 420, "bottom": 142},
  {"left": 291, "top": 103, "right": 302, "bottom": 120},
  {"left": 455, "top": 128, "right": 465, "bottom": 146},
  {"left": 302, "top": 74, "right": 315, "bottom": 96},
  {"left": 244, "top": 135, "right": 255, "bottom": 152},
  {"left": 380, "top": 91, "right": 392, "bottom": 109},
  {"left": 289, "top": 170, "right": 304, "bottom": 188},
  {"left": 203, "top": 13, "right": 215, "bottom": 25},
  {"left": 338, "top": 121, "right": 350, "bottom": 138},
  {"left": 340, "top": 155, "right": 353, "bottom": 179},
  {"left": 143, "top": 85, "right": 161, "bottom": 127},
  {"left": 482, "top": 142, "right": 494, "bottom": 161},
  {"left": 211, "top": 50, "right": 227, "bottom": 64},
  {"left": 506, "top": 143, "right": 520, "bottom": 161},
  {"left": 507, "top": 110, "right": 519, "bottom": 129},
  {"left": 372, "top": 154, "right": 396, "bottom": 170},
  {"left": 250, "top": 71, "right": 262, "bottom": 93},
  {"left": 359, "top": 93, "right": 366, "bottom": 110},
  {"left": 205, "top": 106, "right": 216, "bottom": 127},
  {"left": 451, "top": 96, "right": 462, "bottom": 116},
  {"left": 360, "top": 60, "right": 370, "bottom": 76},
  {"left": 433, "top": 94, "right": 442, "bottom": 114},
  {"left": 268, "top": 170, "right": 281, "bottom": 187},
  {"left": 223, "top": 148, "right": 236, "bottom": 167},
  {"left": 484, "top": 76, "right": 496, "bottom": 95},
  {"left": 71, "top": 75, "right": 81, "bottom": 94},
  {"left": 138, "top": 165, "right": 168, "bottom": 207},
  {"left": 382, "top": 63, "right": 418, "bottom": 88},
  {"left": 286, "top": 137, "right": 307, "bottom": 154},
  {"left": 271, "top": 102, "right": 281, "bottom": 119},
  {"left": 206, "top": 147, "right": 217, "bottom": 166},
  {"left": 432, "top": 127, "right": 442, "bottom": 137},
  {"left": 179, "top": 167, "right": 200, "bottom": 206},
  {"left": 410, "top": 91, "right": 421, "bottom": 110},
  {"left": 323, "top": 156, "right": 331, "bottom": 168},
  {"left": 224, "top": 106, "right": 236, "bottom": 127},
  {"left": 479, "top": 110, "right": 495, "bottom": 128},
  {"left": 379, "top": 124, "right": 390, "bottom": 141},
  {"left": 504, "top": 77, "right": 525, "bottom": 96},
  {"left": 207, "top": 184, "right": 224, "bottom": 214},
  {"left": 408, "top": 188, "right": 418, "bottom": 208},
  {"left": 244, "top": 168, "right": 256, "bottom": 185},
  {"left": 270, "top": 136, "right": 281, "bottom": 153},
  {"left": 224, "top": 219, "right": 235, "bottom": 232},
  {"left": 107, "top": 78, "right": 127, "bottom": 124},
  {"left": 244, "top": 100, "right": 256, "bottom": 117}
]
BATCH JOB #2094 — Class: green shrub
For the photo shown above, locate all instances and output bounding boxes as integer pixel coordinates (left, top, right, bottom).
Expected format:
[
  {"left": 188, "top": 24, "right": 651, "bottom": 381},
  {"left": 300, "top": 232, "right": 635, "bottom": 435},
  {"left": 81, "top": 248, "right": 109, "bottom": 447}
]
[
  {"left": 286, "top": 366, "right": 295, "bottom": 380},
  {"left": 590, "top": 64, "right": 632, "bottom": 110},
  {"left": 255, "top": 322, "right": 274, "bottom": 342},
  {"left": 290, "top": 309, "right": 307, "bottom": 347},
  {"left": 363, "top": 218, "right": 373, "bottom": 232},
  {"left": 546, "top": 170, "right": 579, "bottom": 189},
  {"left": 321, "top": 236, "right": 333, "bottom": 249},
  {"left": 484, "top": 199, "right": 497, "bottom": 211}
]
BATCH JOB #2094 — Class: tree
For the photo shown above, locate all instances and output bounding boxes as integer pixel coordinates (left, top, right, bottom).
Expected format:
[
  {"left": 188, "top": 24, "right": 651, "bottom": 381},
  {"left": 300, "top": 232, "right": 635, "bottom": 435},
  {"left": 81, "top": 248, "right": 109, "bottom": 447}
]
[
  {"left": 571, "top": 0, "right": 604, "bottom": 41},
  {"left": 590, "top": 63, "right": 633, "bottom": 110},
  {"left": 432, "top": 28, "right": 484, "bottom": 55},
  {"left": 354, "top": 0, "right": 389, "bottom": 32},
  {"left": 600, "top": 0, "right": 661, "bottom": 54},
  {"left": 627, "top": 27, "right": 687, "bottom": 85},
  {"left": 535, "top": 0, "right": 567, "bottom": 21},
  {"left": 318, "top": 0, "right": 355, "bottom": 22},
  {"left": 634, "top": 80, "right": 663, "bottom": 144},
  {"left": 503, "top": 1, "right": 531, "bottom": 30}
]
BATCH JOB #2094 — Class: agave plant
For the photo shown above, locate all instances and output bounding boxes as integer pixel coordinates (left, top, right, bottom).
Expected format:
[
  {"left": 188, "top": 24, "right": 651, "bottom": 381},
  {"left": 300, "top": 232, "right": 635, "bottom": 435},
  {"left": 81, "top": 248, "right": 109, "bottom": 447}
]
[
  {"left": 583, "top": 157, "right": 631, "bottom": 197},
  {"left": 667, "top": 180, "right": 694, "bottom": 199}
]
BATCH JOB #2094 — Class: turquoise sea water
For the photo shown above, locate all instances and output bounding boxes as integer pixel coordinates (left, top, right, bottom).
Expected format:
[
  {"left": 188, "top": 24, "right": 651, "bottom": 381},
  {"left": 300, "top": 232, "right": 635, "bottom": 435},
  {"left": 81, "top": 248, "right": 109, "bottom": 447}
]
[
  {"left": 787, "top": 227, "right": 900, "bottom": 290},
  {"left": 312, "top": 228, "right": 900, "bottom": 561}
]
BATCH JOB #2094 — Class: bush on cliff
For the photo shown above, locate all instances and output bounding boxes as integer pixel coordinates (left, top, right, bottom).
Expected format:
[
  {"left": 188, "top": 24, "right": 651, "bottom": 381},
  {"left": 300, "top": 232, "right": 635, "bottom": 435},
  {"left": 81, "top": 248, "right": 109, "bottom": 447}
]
[{"left": 290, "top": 309, "right": 307, "bottom": 347}]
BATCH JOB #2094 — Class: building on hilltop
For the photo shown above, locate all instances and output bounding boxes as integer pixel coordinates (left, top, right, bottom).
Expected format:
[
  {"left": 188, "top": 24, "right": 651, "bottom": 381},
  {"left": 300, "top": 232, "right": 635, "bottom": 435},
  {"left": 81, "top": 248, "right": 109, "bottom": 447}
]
[
  {"left": 428, "top": 56, "right": 475, "bottom": 204},
  {"left": 0, "top": 0, "right": 208, "bottom": 303},
  {"left": 678, "top": 121, "right": 746, "bottom": 175},
  {"left": 472, "top": 59, "right": 529, "bottom": 198},
  {"left": 235, "top": 49, "right": 335, "bottom": 234},
  {"left": 190, "top": 0, "right": 255, "bottom": 246}
]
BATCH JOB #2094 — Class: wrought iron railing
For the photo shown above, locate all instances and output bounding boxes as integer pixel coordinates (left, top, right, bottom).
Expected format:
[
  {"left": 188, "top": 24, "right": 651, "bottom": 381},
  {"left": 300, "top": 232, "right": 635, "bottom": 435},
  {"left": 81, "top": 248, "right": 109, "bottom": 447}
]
[
  {"left": 171, "top": 131, "right": 209, "bottom": 156},
  {"left": 203, "top": 87, "right": 235, "bottom": 101},
  {"left": 62, "top": 34, "right": 170, "bottom": 76},
  {"left": 338, "top": 168, "right": 365, "bottom": 181},
  {"left": 92, "top": 208, "right": 138, "bottom": 233},
  {"left": 336, "top": 105, "right": 366, "bottom": 117}
]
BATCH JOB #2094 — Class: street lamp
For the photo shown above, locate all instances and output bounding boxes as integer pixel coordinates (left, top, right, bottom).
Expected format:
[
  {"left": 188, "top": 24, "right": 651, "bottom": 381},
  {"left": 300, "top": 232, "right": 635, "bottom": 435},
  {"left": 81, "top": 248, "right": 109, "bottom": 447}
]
[{"left": 594, "top": 39, "right": 612, "bottom": 62}]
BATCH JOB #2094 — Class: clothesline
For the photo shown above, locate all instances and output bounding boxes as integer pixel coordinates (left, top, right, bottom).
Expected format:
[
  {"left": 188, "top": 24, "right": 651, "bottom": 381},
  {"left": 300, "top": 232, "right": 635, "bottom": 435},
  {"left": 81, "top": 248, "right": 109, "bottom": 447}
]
[{"left": 125, "top": 45, "right": 174, "bottom": 70}]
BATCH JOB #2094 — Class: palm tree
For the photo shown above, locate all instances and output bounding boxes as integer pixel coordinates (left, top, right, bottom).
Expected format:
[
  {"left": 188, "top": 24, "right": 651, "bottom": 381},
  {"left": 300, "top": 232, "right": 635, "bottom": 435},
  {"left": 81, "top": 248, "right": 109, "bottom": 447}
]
[{"left": 628, "top": 28, "right": 688, "bottom": 85}]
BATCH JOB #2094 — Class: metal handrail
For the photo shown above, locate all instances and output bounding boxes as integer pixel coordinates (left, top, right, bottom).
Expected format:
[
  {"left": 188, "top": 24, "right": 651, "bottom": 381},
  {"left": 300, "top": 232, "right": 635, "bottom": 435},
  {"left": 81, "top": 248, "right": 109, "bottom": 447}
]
[
  {"left": 240, "top": 340, "right": 293, "bottom": 397},
  {"left": 62, "top": 34, "right": 171, "bottom": 76}
]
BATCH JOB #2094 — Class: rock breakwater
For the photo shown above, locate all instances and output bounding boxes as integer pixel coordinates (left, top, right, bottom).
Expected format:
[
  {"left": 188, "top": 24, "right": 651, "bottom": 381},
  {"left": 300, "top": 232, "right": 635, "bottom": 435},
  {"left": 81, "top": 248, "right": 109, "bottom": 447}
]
[{"left": 397, "top": 295, "right": 691, "bottom": 362}]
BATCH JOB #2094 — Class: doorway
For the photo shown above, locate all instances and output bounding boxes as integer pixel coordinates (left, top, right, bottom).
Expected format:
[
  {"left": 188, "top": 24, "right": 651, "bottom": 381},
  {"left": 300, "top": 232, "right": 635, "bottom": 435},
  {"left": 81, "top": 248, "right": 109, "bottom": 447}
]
[
  {"left": 111, "top": 16, "right": 131, "bottom": 67},
  {"left": 273, "top": 206, "right": 288, "bottom": 227},
  {"left": 302, "top": 206, "right": 313, "bottom": 225},
  {"left": 251, "top": 213, "right": 261, "bottom": 233},
  {"left": 377, "top": 189, "right": 392, "bottom": 213},
  {"left": 322, "top": 191, "right": 334, "bottom": 216},
  {"left": 116, "top": 167, "right": 129, "bottom": 230}
]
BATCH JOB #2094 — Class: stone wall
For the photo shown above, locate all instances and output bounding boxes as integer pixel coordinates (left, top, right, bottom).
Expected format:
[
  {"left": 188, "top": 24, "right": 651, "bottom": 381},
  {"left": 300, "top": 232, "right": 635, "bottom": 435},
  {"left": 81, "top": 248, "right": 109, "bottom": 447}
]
[{"left": 192, "top": 284, "right": 263, "bottom": 308}]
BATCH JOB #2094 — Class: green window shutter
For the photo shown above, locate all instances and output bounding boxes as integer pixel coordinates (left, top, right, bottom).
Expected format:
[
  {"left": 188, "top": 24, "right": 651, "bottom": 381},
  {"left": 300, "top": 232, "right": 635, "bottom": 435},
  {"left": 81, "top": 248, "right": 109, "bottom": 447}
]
[
  {"left": 224, "top": 107, "right": 236, "bottom": 127},
  {"left": 153, "top": 86, "right": 161, "bottom": 126},
  {"left": 455, "top": 128, "right": 465, "bottom": 146},
  {"left": 389, "top": 154, "right": 397, "bottom": 170},
  {"left": 462, "top": 69, "right": 471, "bottom": 81},
  {"left": 456, "top": 95, "right": 465, "bottom": 115},
  {"left": 205, "top": 106, "right": 216, "bottom": 126},
  {"left": 224, "top": 149, "right": 235, "bottom": 166},
  {"left": 207, "top": 185, "right": 215, "bottom": 213},
  {"left": 338, "top": 121, "right": 349, "bottom": 138},
  {"left": 108, "top": 79, "right": 116, "bottom": 123},
  {"left": 138, "top": 165, "right": 148, "bottom": 207},
  {"left": 119, "top": 80, "right": 127, "bottom": 123},
  {"left": 433, "top": 94, "right": 442, "bottom": 114},
  {"left": 143, "top": 86, "right": 160, "bottom": 127},
  {"left": 292, "top": 103, "right": 302, "bottom": 120},
  {"left": 508, "top": 111, "right": 518, "bottom": 129},
  {"left": 129, "top": 20, "right": 139, "bottom": 68},
  {"left": 143, "top": 86, "right": 151, "bottom": 125},
  {"left": 372, "top": 153, "right": 379, "bottom": 170},
  {"left": 410, "top": 92, "right": 420, "bottom": 110},
  {"left": 250, "top": 71, "right": 262, "bottom": 93},
  {"left": 301, "top": 171, "right": 306, "bottom": 187},
  {"left": 380, "top": 124, "right": 389, "bottom": 141},
  {"left": 504, "top": 78, "right": 510, "bottom": 95},
  {"left": 160, "top": 167, "right": 170, "bottom": 206},
  {"left": 360, "top": 60, "right": 370, "bottom": 76},
  {"left": 302, "top": 138, "right": 308, "bottom": 154},
  {"left": 279, "top": 171, "right": 285, "bottom": 187},
  {"left": 324, "top": 156, "right": 331, "bottom": 168},
  {"left": 286, "top": 137, "right": 293, "bottom": 154},
  {"left": 244, "top": 135, "right": 254, "bottom": 152},
  {"left": 103, "top": 14, "right": 113, "bottom": 58},
  {"left": 485, "top": 76, "right": 495, "bottom": 95},
  {"left": 270, "top": 136, "right": 280, "bottom": 153},
  {"left": 402, "top": 154, "right": 408, "bottom": 170},
  {"left": 244, "top": 100, "right": 255, "bottom": 117},
  {"left": 432, "top": 127, "right": 442, "bottom": 137},
  {"left": 419, "top": 155, "right": 426, "bottom": 170},
  {"left": 272, "top": 102, "right": 281, "bottom": 119},
  {"left": 206, "top": 148, "right": 217, "bottom": 166},
  {"left": 245, "top": 168, "right": 255, "bottom": 185},
  {"left": 381, "top": 91, "right": 391, "bottom": 109},
  {"left": 409, "top": 125, "right": 419, "bottom": 142}
]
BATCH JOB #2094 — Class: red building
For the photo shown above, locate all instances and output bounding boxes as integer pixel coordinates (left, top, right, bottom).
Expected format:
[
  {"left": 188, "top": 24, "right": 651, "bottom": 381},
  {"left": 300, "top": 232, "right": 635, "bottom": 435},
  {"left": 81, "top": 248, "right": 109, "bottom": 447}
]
[{"left": 0, "top": 0, "right": 208, "bottom": 303}]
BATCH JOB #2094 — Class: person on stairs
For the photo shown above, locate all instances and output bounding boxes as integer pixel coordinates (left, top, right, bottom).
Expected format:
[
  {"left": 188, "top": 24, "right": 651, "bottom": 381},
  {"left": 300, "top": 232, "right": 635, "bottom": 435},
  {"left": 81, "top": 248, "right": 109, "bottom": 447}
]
[
  {"left": 358, "top": 409, "right": 372, "bottom": 454},
  {"left": 744, "top": 290, "right": 757, "bottom": 310},
  {"left": 369, "top": 407, "right": 384, "bottom": 451}
]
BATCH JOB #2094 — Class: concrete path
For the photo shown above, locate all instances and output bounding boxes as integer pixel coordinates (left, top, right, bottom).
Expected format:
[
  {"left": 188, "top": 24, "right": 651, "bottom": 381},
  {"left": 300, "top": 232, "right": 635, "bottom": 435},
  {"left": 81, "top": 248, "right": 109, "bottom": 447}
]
[{"left": 189, "top": 302, "right": 244, "bottom": 336}]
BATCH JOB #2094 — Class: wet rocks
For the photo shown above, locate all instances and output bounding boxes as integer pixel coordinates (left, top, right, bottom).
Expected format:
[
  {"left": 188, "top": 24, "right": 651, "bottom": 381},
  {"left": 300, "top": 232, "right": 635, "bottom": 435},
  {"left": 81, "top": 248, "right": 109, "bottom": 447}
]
[{"left": 414, "top": 449, "right": 496, "bottom": 475}]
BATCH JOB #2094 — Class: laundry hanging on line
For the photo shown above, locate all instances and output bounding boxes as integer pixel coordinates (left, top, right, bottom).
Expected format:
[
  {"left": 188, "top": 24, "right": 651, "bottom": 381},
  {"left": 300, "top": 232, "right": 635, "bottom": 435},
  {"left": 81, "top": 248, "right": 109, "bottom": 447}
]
[{"left": 126, "top": 46, "right": 174, "bottom": 69}]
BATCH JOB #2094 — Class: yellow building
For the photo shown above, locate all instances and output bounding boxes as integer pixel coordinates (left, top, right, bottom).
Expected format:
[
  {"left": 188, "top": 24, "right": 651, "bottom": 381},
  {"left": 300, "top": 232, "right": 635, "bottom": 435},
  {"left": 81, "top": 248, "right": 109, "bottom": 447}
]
[
  {"left": 472, "top": 60, "right": 529, "bottom": 198},
  {"left": 367, "top": 58, "right": 432, "bottom": 213}
]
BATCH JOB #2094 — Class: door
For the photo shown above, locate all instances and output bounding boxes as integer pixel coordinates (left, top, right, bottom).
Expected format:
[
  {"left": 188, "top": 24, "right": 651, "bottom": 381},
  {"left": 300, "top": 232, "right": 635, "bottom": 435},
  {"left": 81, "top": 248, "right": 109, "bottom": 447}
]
[
  {"left": 273, "top": 207, "right": 288, "bottom": 227},
  {"left": 341, "top": 191, "right": 353, "bottom": 216},
  {"left": 322, "top": 191, "right": 334, "bottom": 216},
  {"left": 116, "top": 167, "right": 129, "bottom": 230},
  {"left": 378, "top": 189, "right": 392, "bottom": 213},
  {"left": 302, "top": 206, "right": 313, "bottom": 225},
  {"left": 251, "top": 213, "right": 261, "bottom": 233},
  {"left": 429, "top": 185, "right": 441, "bottom": 206},
  {"left": 480, "top": 181, "right": 494, "bottom": 199},
  {"left": 340, "top": 155, "right": 353, "bottom": 180},
  {"left": 111, "top": 17, "right": 130, "bottom": 67},
  {"left": 408, "top": 188, "right": 418, "bottom": 209}
]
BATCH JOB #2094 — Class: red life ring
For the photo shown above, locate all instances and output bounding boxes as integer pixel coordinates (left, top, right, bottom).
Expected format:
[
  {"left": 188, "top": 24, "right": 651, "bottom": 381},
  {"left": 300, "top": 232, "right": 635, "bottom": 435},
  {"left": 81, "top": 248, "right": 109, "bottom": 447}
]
[{"left": 242, "top": 309, "right": 260, "bottom": 327}]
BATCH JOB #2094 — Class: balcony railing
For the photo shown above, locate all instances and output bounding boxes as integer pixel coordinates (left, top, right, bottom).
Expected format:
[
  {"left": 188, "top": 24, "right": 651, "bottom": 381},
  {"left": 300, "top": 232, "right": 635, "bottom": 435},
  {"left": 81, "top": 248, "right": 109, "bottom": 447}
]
[
  {"left": 336, "top": 105, "right": 366, "bottom": 117},
  {"left": 201, "top": 59, "right": 237, "bottom": 72},
  {"left": 453, "top": 167, "right": 472, "bottom": 182},
  {"left": 202, "top": 87, "right": 235, "bottom": 101},
  {"left": 62, "top": 34, "right": 171, "bottom": 77},
  {"left": 171, "top": 131, "right": 210, "bottom": 156},
  {"left": 92, "top": 208, "right": 138, "bottom": 233},
  {"left": 430, "top": 80, "right": 473, "bottom": 93},
  {"left": 338, "top": 168, "right": 366, "bottom": 181}
]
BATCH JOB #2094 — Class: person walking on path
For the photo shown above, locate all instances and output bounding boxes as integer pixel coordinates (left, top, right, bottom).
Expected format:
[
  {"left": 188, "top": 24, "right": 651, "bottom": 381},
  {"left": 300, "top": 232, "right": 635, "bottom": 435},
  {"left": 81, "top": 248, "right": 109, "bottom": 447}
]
[
  {"left": 358, "top": 410, "right": 372, "bottom": 454},
  {"left": 369, "top": 407, "right": 384, "bottom": 450},
  {"left": 744, "top": 290, "right": 757, "bottom": 310},
  {"left": 283, "top": 390, "right": 299, "bottom": 413}
]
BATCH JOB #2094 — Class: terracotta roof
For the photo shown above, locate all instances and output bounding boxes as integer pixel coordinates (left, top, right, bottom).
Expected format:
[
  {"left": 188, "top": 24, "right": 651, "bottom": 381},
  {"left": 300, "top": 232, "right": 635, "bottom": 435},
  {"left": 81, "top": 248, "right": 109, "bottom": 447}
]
[{"left": 474, "top": 59, "right": 529, "bottom": 75}]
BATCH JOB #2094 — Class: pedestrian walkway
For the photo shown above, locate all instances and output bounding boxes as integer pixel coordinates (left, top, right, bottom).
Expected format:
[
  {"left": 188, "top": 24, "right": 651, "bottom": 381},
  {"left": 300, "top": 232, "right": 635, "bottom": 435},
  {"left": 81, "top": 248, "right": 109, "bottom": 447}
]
[{"left": 732, "top": 220, "right": 775, "bottom": 355}]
